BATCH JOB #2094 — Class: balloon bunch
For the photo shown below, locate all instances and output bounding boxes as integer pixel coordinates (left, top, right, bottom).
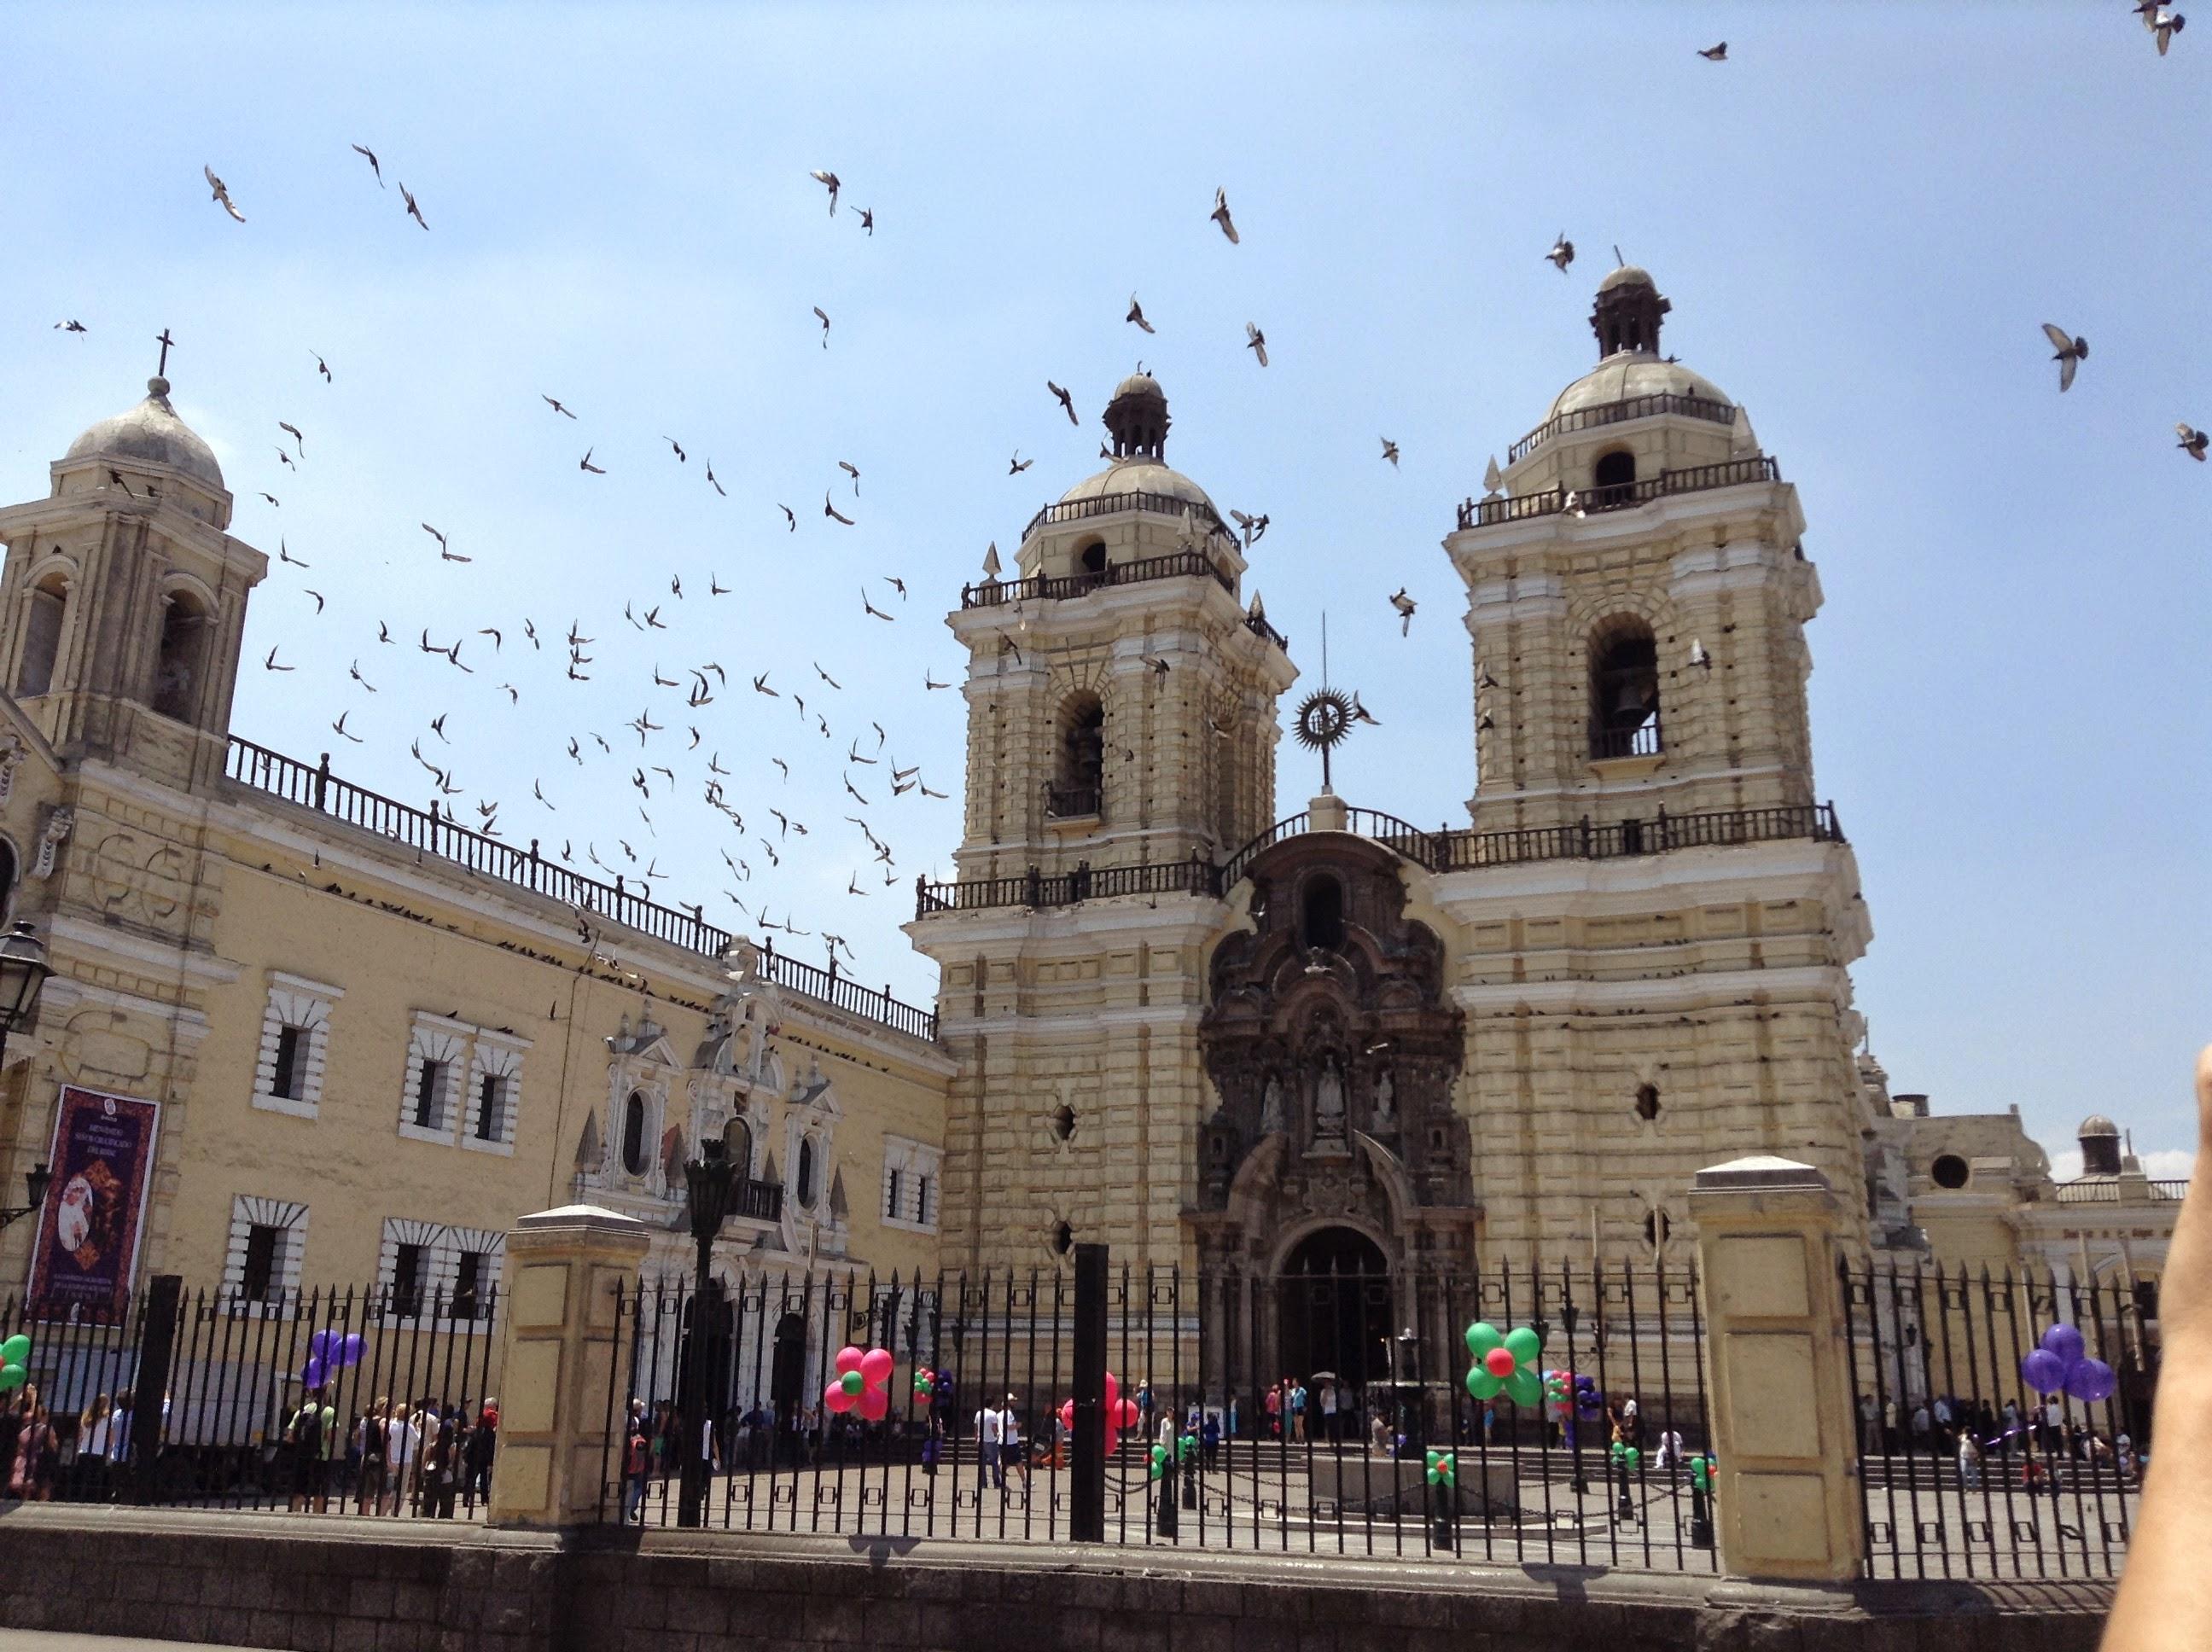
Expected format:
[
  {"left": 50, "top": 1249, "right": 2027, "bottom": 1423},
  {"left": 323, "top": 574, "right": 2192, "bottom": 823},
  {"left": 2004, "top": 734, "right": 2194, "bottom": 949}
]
[
  {"left": 2019, "top": 1324, "right": 2116, "bottom": 1404},
  {"left": 911, "top": 1367, "right": 936, "bottom": 1409},
  {"left": 1057, "top": 1371, "right": 1141, "bottom": 1454},
  {"left": 824, "top": 1346, "right": 894, "bottom": 1422},
  {"left": 0, "top": 1332, "right": 30, "bottom": 1393},
  {"left": 1609, "top": 1440, "right": 1642, "bottom": 1471},
  {"left": 301, "top": 1329, "right": 365, "bottom": 1390},
  {"left": 1150, "top": 1431, "right": 1195, "bottom": 1481},
  {"left": 1690, "top": 1453, "right": 1715, "bottom": 1493},
  {"left": 1541, "top": 1369, "right": 1604, "bottom": 1420},
  {"left": 1464, "top": 1322, "right": 1544, "bottom": 1408},
  {"left": 1423, "top": 1448, "right": 1457, "bottom": 1487}
]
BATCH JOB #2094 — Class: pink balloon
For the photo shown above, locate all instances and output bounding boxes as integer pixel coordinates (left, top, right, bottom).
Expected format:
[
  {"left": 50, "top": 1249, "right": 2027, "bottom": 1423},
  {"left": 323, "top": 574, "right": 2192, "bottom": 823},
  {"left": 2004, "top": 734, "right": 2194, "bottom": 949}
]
[
  {"left": 1059, "top": 1399, "right": 1075, "bottom": 1434},
  {"left": 859, "top": 1388, "right": 889, "bottom": 1422},
  {"left": 859, "top": 1347, "right": 894, "bottom": 1385},
  {"left": 824, "top": 1382, "right": 855, "bottom": 1413},
  {"left": 834, "top": 1346, "right": 865, "bottom": 1375},
  {"left": 1103, "top": 1372, "right": 1120, "bottom": 1409}
]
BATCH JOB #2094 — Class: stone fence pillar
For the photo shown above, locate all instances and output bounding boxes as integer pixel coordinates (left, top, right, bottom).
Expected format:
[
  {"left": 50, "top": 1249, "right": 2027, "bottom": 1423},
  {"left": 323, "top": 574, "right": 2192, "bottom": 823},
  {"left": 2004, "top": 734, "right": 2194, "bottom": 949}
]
[
  {"left": 1689, "top": 1156, "right": 1865, "bottom": 1582},
  {"left": 487, "top": 1204, "right": 649, "bottom": 1530}
]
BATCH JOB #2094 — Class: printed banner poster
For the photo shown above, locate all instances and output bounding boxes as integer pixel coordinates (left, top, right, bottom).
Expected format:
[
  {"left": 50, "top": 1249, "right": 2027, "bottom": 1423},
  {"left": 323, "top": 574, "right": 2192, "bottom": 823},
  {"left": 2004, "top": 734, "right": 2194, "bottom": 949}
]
[{"left": 26, "top": 1085, "right": 161, "bottom": 1323}]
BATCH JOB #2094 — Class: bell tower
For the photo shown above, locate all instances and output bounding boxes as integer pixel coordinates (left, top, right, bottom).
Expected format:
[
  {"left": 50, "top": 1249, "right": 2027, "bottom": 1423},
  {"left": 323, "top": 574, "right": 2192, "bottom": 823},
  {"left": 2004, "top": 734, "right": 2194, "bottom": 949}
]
[
  {"left": 910, "top": 374, "right": 1296, "bottom": 1272},
  {"left": 0, "top": 372, "right": 266, "bottom": 790}
]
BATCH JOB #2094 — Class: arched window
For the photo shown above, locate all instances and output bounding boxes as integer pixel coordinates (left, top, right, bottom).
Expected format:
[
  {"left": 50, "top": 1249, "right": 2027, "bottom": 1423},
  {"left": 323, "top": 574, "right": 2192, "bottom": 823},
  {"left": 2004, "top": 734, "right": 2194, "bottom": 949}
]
[
  {"left": 723, "top": 1116, "right": 752, "bottom": 1178},
  {"left": 1591, "top": 449, "right": 1637, "bottom": 508},
  {"left": 1049, "top": 691, "right": 1103, "bottom": 818},
  {"left": 620, "top": 1091, "right": 649, "bottom": 1175},
  {"left": 151, "top": 590, "right": 208, "bottom": 721},
  {"left": 1301, "top": 875, "right": 1345, "bottom": 952},
  {"left": 1076, "top": 539, "right": 1108, "bottom": 579},
  {"left": 1589, "top": 618, "right": 1662, "bottom": 759},
  {"left": 1634, "top": 1084, "right": 1662, "bottom": 1122},
  {"left": 17, "top": 573, "right": 67, "bottom": 697},
  {"left": 796, "top": 1137, "right": 818, "bottom": 1207}
]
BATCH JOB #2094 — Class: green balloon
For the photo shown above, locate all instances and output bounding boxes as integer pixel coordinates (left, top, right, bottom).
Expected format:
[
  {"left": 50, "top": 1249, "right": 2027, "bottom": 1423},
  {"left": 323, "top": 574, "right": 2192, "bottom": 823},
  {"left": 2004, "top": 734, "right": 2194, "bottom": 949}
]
[
  {"left": 0, "top": 1364, "right": 24, "bottom": 1391},
  {"left": 0, "top": 1334, "right": 28, "bottom": 1365},
  {"left": 1464, "top": 1321, "right": 1502, "bottom": 1359},
  {"left": 841, "top": 1370, "right": 865, "bottom": 1395},
  {"left": 1465, "top": 1368, "right": 1503, "bottom": 1401},
  {"left": 1503, "top": 1325, "right": 1541, "bottom": 1364},
  {"left": 1502, "top": 1366, "right": 1544, "bottom": 1410}
]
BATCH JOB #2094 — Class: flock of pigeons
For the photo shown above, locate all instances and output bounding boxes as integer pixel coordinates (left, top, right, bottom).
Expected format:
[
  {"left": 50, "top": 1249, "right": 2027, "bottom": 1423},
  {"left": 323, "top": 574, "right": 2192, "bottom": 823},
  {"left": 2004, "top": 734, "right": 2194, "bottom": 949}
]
[{"left": 38, "top": 15, "right": 2204, "bottom": 987}]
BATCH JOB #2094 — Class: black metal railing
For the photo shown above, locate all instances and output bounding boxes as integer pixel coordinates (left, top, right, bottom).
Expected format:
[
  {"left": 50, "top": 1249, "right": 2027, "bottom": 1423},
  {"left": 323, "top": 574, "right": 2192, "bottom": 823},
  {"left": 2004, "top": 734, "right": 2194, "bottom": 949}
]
[
  {"left": 2052, "top": 1179, "right": 2190, "bottom": 1205},
  {"left": 1018, "top": 490, "right": 1235, "bottom": 545},
  {"left": 224, "top": 736, "right": 937, "bottom": 1044},
  {"left": 962, "top": 549, "right": 1237, "bottom": 611},
  {"left": 1838, "top": 1256, "right": 2151, "bottom": 1582},
  {"left": 601, "top": 1254, "right": 1718, "bottom": 1572},
  {"left": 1507, "top": 391, "right": 1738, "bottom": 465},
  {"left": 731, "top": 1178, "right": 786, "bottom": 1224},
  {"left": 918, "top": 802, "right": 1845, "bottom": 918},
  {"left": 1589, "top": 718, "right": 1663, "bottom": 760},
  {"left": 0, "top": 1278, "right": 500, "bottom": 1518},
  {"left": 1044, "top": 784, "right": 1101, "bottom": 821},
  {"left": 1460, "top": 456, "right": 1781, "bottom": 530}
]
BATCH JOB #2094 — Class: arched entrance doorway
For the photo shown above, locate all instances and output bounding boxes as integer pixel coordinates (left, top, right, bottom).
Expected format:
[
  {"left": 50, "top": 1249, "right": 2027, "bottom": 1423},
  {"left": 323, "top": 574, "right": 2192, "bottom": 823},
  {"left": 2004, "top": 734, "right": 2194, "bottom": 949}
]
[{"left": 1276, "top": 1227, "right": 1391, "bottom": 1434}]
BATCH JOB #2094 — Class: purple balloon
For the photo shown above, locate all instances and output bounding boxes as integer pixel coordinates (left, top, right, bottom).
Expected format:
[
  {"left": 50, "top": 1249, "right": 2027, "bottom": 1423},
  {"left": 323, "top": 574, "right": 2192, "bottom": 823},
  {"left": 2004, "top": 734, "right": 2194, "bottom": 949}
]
[
  {"left": 341, "top": 1333, "right": 365, "bottom": 1366},
  {"left": 2020, "top": 1347, "right": 2068, "bottom": 1395},
  {"left": 301, "top": 1358, "right": 329, "bottom": 1390},
  {"left": 2065, "top": 1358, "right": 2116, "bottom": 1405},
  {"left": 308, "top": 1329, "right": 337, "bottom": 1358},
  {"left": 2040, "top": 1323, "right": 2086, "bottom": 1366}
]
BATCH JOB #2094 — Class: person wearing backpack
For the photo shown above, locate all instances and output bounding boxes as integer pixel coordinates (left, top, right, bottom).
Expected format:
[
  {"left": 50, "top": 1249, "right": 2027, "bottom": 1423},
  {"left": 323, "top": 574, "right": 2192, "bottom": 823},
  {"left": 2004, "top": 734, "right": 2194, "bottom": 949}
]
[
  {"left": 356, "top": 1398, "right": 389, "bottom": 1515},
  {"left": 621, "top": 1399, "right": 650, "bottom": 1525},
  {"left": 286, "top": 1385, "right": 334, "bottom": 1513}
]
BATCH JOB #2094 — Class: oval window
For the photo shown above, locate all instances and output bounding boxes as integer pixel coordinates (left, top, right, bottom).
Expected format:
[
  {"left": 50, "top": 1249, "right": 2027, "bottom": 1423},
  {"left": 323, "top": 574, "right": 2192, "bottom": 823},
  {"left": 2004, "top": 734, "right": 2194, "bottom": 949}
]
[
  {"left": 1930, "top": 1154, "right": 1970, "bottom": 1190},
  {"left": 621, "top": 1091, "right": 649, "bottom": 1175}
]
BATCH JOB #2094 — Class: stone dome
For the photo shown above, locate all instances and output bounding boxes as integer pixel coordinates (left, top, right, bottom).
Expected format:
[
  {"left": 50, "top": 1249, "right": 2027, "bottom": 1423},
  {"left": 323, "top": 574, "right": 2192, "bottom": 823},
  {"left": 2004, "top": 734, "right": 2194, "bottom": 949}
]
[
  {"left": 1114, "top": 370, "right": 1164, "bottom": 400},
  {"left": 64, "top": 377, "right": 224, "bottom": 492},
  {"left": 2076, "top": 1114, "right": 2121, "bottom": 1140},
  {"left": 1058, "top": 457, "right": 1215, "bottom": 510},
  {"left": 1598, "top": 264, "right": 1655, "bottom": 294},
  {"left": 1546, "top": 352, "right": 1732, "bottom": 422}
]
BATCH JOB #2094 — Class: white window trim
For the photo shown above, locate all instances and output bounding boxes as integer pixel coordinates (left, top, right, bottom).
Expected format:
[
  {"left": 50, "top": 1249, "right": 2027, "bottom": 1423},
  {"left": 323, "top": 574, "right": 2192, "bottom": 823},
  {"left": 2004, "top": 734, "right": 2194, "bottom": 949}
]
[
  {"left": 250, "top": 973, "right": 343, "bottom": 1120},
  {"left": 460, "top": 1033, "right": 526, "bottom": 1157},
  {"left": 375, "top": 1218, "right": 507, "bottom": 1331},
  {"left": 222, "top": 1194, "right": 309, "bottom": 1309},
  {"left": 880, "top": 1135, "right": 943, "bottom": 1235}
]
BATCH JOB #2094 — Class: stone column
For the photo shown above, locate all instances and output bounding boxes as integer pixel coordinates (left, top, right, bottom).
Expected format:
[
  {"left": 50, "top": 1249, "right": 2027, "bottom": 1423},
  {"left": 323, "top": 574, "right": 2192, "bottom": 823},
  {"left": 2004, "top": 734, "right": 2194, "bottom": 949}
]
[
  {"left": 1688, "top": 1155, "right": 1864, "bottom": 1582},
  {"left": 487, "top": 1204, "right": 649, "bottom": 1530}
]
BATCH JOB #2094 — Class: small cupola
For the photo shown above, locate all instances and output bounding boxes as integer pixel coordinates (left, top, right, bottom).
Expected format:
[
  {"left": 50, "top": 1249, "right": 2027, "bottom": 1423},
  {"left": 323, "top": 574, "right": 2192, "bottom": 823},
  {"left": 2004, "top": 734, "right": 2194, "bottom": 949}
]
[
  {"left": 1103, "top": 370, "right": 1170, "bottom": 459},
  {"left": 1589, "top": 265, "right": 1671, "bottom": 358},
  {"left": 2076, "top": 1114, "right": 2122, "bottom": 1178}
]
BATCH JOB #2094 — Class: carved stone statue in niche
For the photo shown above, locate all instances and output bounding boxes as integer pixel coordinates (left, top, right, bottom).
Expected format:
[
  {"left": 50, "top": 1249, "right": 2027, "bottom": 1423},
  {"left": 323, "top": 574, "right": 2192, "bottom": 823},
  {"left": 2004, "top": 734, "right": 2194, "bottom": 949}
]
[
  {"left": 1260, "top": 1073, "right": 1285, "bottom": 1136},
  {"left": 1313, "top": 1057, "right": 1347, "bottom": 1144},
  {"left": 1371, "top": 1067, "right": 1396, "bottom": 1134}
]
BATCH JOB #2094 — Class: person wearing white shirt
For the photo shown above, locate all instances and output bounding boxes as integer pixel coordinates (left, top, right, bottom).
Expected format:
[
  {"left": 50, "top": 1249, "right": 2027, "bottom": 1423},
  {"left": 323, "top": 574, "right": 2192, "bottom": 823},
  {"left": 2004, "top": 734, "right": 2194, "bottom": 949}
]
[
  {"left": 386, "top": 1406, "right": 422, "bottom": 1515},
  {"left": 974, "top": 1403, "right": 1004, "bottom": 1490}
]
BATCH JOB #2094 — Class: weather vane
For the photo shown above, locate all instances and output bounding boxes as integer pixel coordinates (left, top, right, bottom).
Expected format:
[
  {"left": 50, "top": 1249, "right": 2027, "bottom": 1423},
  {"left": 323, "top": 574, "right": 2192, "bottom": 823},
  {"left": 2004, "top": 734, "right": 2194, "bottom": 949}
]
[{"left": 1291, "top": 613, "right": 1375, "bottom": 794}]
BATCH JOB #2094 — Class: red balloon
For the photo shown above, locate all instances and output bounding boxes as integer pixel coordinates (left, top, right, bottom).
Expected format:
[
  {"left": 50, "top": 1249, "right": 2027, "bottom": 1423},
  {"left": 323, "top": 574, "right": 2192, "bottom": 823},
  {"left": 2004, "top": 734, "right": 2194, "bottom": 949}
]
[
  {"left": 859, "top": 1388, "right": 889, "bottom": 1422},
  {"left": 1484, "top": 1347, "right": 1517, "bottom": 1379},
  {"left": 824, "top": 1382, "right": 855, "bottom": 1413},
  {"left": 859, "top": 1347, "right": 894, "bottom": 1385},
  {"left": 834, "top": 1345, "right": 865, "bottom": 1375},
  {"left": 1103, "top": 1372, "right": 1120, "bottom": 1409}
]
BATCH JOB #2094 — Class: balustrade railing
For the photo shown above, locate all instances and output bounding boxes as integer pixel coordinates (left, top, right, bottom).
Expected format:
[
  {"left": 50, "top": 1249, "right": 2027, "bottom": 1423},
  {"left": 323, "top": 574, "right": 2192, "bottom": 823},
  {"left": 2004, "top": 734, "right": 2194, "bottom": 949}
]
[
  {"left": 1506, "top": 390, "right": 1738, "bottom": 465},
  {"left": 962, "top": 549, "right": 1236, "bottom": 611},
  {"left": 1018, "top": 489, "right": 1234, "bottom": 544},
  {"left": 1460, "top": 456, "right": 1781, "bottom": 530}
]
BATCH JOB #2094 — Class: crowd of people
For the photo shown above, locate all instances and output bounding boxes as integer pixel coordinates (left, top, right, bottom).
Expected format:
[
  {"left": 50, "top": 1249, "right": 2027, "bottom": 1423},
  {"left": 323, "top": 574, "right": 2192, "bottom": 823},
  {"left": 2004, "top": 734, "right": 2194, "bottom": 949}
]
[
  {"left": 0, "top": 1384, "right": 152, "bottom": 1501},
  {"left": 1857, "top": 1391, "right": 2142, "bottom": 1488}
]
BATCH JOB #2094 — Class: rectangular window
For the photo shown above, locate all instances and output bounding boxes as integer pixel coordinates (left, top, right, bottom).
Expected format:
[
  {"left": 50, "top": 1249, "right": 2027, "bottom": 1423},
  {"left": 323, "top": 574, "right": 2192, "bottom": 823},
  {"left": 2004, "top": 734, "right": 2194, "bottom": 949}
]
[
  {"left": 18, "top": 586, "right": 63, "bottom": 698},
  {"left": 271, "top": 1025, "right": 306, "bottom": 1101},
  {"left": 453, "top": 1251, "right": 484, "bottom": 1322},
  {"left": 393, "top": 1242, "right": 425, "bottom": 1318},
  {"left": 915, "top": 1174, "right": 933, "bottom": 1226},
  {"left": 241, "top": 1224, "right": 282, "bottom": 1303},
  {"left": 474, "top": 1073, "right": 502, "bottom": 1142},
  {"left": 413, "top": 1060, "right": 445, "bottom": 1130},
  {"left": 884, "top": 1167, "right": 903, "bottom": 1220}
]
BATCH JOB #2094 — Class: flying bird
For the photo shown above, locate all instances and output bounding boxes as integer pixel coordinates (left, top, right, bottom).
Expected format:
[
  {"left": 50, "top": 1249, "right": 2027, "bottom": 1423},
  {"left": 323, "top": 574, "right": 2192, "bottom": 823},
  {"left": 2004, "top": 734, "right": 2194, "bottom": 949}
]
[
  {"left": 1348, "top": 694, "right": 1381, "bottom": 727},
  {"left": 350, "top": 143, "right": 384, "bottom": 186},
  {"left": 263, "top": 647, "right": 293, "bottom": 672},
  {"left": 705, "top": 461, "right": 725, "bottom": 497},
  {"left": 858, "top": 206, "right": 875, "bottom": 236},
  {"left": 1126, "top": 294, "right": 1155, "bottom": 334},
  {"left": 579, "top": 448, "right": 605, "bottom": 474},
  {"left": 399, "top": 183, "right": 428, "bottom": 229},
  {"left": 1389, "top": 588, "right": 1416, "bottom": 635},
  {"left": 203, "top": 165, "right": 246, "bottom": 222},
  {"left": 777, "top": 503, "right": 796, "bottom": 531},
  {"left": 809, "top": 169, "right": 841, "bottom": 214},
  {"left": 261, "top": 492, "right": 282, "bottom": 508},
  {"left": 349, "top": 660, "right": 376, "bottom": 691},
  {"left": 1048, "top": 381, "right": 1077, "bottom": 424},
  {"left": 331, "top": 711, "right": 362, "bottom": 743},
  {"left": 274, "top": 446, "right": 295, "bottom": 470},
  {"left": 311, "top": 352, "right": 332, "bottom": 382},
  {"left": 279, "top": 421, "right": 305, "bottom": 457},
  {"left": 663, "top": 437, "right": 686, "bottom": 462},
  {"left": 1697, "top": 41, "right": 1727, "bottom": 61},
  {"left": 303, "top": 589, "right": 325, "bottom": 614},
  {"left": 1245, "top": 323, "right": 1268, "bottom": 367},
  {"left": 2041, "top": 323, "right": 2088, "bottom": 392},
  {"left": 279, "top": 540, "right": 308, "bottom": 566},
  {"left": 1210, "top": 186, "right": 1239, "bottom": 244},
  {"left": 1547, "top": 233, "right": 1575, "bottom": 273},
  {"left": 813, "top": 306, "right": 830, "bottom": 348},
  {"left": 543, "top": 395, "right": 577, "bottom": 419},
  {"left": 838, "top": 460, "right": 859, "bottom": 492},
  {"left": 824, "top": 492, "right": 855, "bottom": 526},
  {"left": 1380, "top": 438, "right": 1400, "bottom": 468},
  {"left": 752, "top": 672, "right": 777, "bottom": 697},
  {"left": 861, "top": 589, "right": 894, "bottom": 621},
  {"left": 2145, "top": 6, "right": 2186, "bottom": 55},
  {"left": 815, "top": 662, "right": 842, "bottom": 689},
  {"left": 1010, "top": 451, "right": 1033, "bottom": 474},
  {"left": 2179, "top": 423, "right": 2209, "bottom": 461},
  {"left": 1142, "top": 654, "right": 1171, "bottom": 678},
  {"left": 924, "top": 672, "right": 949, "bottom": 690},
  {"left": 54, "top": 319, "right": 87, "bottom": 334}
]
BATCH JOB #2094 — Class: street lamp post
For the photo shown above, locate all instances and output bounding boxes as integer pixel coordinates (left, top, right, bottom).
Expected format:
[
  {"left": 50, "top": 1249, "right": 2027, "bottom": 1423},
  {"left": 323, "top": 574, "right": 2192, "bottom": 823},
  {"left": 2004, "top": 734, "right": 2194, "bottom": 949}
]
[
  {"left": 678, "top": 1137, "right": 736, "bottom": 1529},
  {"left": 0, "top": 924, "right": 55, "bottom": 1234}
]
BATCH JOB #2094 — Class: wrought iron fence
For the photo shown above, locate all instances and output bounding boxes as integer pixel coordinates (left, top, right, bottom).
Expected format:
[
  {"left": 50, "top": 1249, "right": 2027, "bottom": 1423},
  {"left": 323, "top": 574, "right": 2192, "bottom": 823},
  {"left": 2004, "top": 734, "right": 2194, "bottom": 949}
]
[
  {"left": 1837, "top": 1256, "right": 2152, "bottom": 1581},
  {"left": 0, "top": 1279, "right": 500, "bottom": 1519},
  {"left": 600, "top": 1255, "right": 1720, "bottom": 1572}
]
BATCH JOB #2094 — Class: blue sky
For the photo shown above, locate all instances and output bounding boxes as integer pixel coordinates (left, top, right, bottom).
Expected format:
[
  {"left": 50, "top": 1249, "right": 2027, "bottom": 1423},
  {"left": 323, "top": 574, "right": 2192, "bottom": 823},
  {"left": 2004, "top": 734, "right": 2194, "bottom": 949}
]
[{"left": 3, "top": 4, "right": 2203, "bottom": 1172}]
